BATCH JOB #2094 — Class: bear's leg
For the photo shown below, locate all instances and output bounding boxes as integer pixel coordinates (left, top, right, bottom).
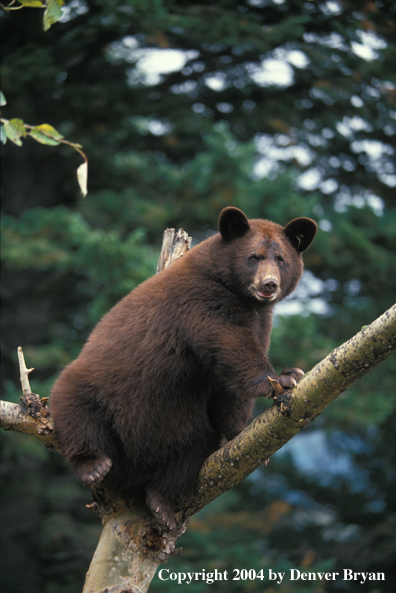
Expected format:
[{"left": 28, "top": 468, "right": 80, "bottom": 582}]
[
  {"left": 51, "top": 378, "right": 115, "bottom": 487},
  {"left": 144, "top": 438, "right": 220, "bottom": 532},
  {"left": 146, "top": 488, "right": 178, "bottom": 532},
  {"left": 209, "top": 396, "right": 255, "bottom": 442}
]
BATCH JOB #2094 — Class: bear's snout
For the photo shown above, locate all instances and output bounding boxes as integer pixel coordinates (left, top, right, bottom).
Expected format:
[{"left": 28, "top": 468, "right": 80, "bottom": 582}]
[
  {"left": 251, "top": 276, "right": 280, "bottom": 301},
  {"left": 260, "top": 277, "right": 279, "bottom": 294}
]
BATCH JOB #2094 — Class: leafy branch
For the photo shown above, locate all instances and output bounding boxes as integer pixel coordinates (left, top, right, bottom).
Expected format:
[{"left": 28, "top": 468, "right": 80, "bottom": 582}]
[
  {"left": 1, "top": 93, "right": 88, "bottom": 196},
  {"left": 0, "top": 0, "right": 64, "bottom": 31},
  {"left": 1, "top": 2, "right": 87, "bottom": 195}
]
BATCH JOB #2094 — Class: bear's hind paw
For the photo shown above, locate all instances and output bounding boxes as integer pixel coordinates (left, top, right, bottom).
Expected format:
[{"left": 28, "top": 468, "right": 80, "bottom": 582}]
[
  {"left": 79, "top": 456, "right": 113, "bottom": 486},
  {"left": 146, "top": 488, "right": 178, "bottom": 533}
]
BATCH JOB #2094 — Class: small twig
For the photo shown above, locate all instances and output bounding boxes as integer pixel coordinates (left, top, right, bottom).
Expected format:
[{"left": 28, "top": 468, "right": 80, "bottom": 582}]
[
  {"left": 267, "top": 376, "right": 284, "bottom": 396},
  {"left": 18, "top": 346, "right": 35, "bottom": 397},
  {"left": 0, "top": 1, "right": 24, "bottom": 10}
]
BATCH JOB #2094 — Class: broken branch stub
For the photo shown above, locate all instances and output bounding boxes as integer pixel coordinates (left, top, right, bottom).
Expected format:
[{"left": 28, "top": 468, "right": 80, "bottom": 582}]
[{"left": 156, "top": 228, "right": 191, "bottom": 274}]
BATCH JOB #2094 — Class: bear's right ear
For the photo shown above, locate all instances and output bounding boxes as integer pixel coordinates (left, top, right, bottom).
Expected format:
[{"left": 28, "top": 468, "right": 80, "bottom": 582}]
[{"left": 218, "top": 207, "right": 250, "bottom": 241}]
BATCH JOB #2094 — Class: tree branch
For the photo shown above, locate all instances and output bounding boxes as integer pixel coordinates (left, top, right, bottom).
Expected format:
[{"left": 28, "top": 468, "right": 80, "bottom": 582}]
[{"left": 1, "top": 347, "right": 57, "bottom": 450}]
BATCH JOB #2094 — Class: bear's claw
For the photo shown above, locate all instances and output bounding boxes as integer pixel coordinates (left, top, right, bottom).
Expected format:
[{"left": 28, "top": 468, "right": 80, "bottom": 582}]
[
  {"left": 146, "top": 489, "right": 178, "bottom": 533},
  {"left": 80, "top": 456, "right": 112, "bottom": 486}
]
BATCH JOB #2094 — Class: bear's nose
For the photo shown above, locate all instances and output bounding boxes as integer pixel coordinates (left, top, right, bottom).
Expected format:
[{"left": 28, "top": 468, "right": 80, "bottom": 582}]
[{"left": 261, "top": 278, "right": 278, "bottom": 293}]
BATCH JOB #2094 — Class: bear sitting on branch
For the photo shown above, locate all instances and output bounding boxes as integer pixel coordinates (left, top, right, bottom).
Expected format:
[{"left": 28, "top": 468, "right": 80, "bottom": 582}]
[{"left": 50, "top": 207, "right": 317, "bottom": 531}]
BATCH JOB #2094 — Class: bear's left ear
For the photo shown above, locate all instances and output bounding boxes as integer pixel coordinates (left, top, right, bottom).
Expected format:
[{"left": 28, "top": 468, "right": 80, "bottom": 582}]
[
  {"left": 284, "top": 218, "right": 318, "bottom": 253},
  {"left": 218, "top": 207, "right": 250, "bottom": 241}
]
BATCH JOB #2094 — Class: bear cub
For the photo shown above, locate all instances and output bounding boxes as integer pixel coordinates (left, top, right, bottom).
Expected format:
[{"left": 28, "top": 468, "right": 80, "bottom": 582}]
[{"left": 50, "top": 207, "right": 317, "bottom": 531}]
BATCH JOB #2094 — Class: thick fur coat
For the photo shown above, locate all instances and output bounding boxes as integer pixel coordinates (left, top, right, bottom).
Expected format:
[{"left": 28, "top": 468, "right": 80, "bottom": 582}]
[{"left": 50, "top": 207, "right": 317, "bottom": 530}]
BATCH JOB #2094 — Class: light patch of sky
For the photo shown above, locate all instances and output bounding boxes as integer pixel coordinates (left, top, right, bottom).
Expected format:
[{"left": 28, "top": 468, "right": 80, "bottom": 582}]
[
  {"left": 139, "top": 49, "right": 199, "bottom": 76},
  {"left": 302, "top": 114, "right": 396, "bottom": 189},
  {"left": 108, "top": 38, "right": 201, "bottom": 86},
  {"left": 351, "top": 138, "right": 394, "bottom": 160},
  {"left": 286, "top": 50, "right": 310, "bottom": 68},
  {"left": 108, "top": 31, "right": 394, "bottom": 184},
  {"left": 336, "top": 115, "right": 373, "bottom": 140},
  {"left": 130, "top": 115, "right": 173, "bottom": 137},
  {"left": 303, "top": 31, "right": 346, "bottom": 50},
  {"left": 351, "top": 138, "right": 396, "bottom": 187},
  {"left": 320, "top": 178, "right": 338, "bottom": 195},
  {"left": 321, "top": 0, "right": 343, "bottom": 15},
  {"left": 334, "top": 189, "right": 384, "bottom": 216},
  {"left": 128, "top": 49, "right": 200, "bottom": 86},
  {"left": 297, "top": 167, "right": 322, "bottom": 191},
  {"left": 205, "top": 50, "right": 308, "bottom": 91},
  {"left": 59, "top": 0, "right": 88, "bottom": 21},
  {"left": 274, "top": 270, "right": 330, "bottom": 317},
  {"left": 254, "top": 134, "right": 313, "bottom": 179},
  {"left": 204, "top": 73, "right": 228, "bottom": 92},
  {"left": 276, "top": 430, "right": 354, "bottom": 481},
  {"left": 247, "top": 59, "right": 294, "bottom": 88},
  {"left": 115, "top": 26, "right": 385, "bottom": 92},
  {"left": 271, "top": 47, "right": 310, "bottom": 69},
  {"left": 351, "top": 30, "right": 387, "bottom": 61},
  {"left": 304, "top": 25, "right": 387, "bottom": 62}
]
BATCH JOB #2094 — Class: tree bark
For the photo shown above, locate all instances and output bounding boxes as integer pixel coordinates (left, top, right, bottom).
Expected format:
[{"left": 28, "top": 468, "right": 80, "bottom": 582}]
[{"left": 1, "top": 229, "right": 395, "bottom": 593}]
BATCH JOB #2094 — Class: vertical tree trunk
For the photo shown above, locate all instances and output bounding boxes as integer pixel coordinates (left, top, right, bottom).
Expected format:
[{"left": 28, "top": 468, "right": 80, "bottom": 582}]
[{"left": 82, "top": 509, "right": 183, "bottom": 593}]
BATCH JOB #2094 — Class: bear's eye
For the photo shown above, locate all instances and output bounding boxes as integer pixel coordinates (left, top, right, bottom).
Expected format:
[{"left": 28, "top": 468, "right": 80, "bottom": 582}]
[
  {"left": 277, "top": 257, "right": 284, "bottom": 266},
  {"left": 248, "top": 254, "right": 258, "bottom": 263}
]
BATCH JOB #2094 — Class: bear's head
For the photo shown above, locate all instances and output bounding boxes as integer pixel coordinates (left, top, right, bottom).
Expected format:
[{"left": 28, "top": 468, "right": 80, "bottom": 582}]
[{"left": 218, "top": 207, "right": 317, "bottom": 305}]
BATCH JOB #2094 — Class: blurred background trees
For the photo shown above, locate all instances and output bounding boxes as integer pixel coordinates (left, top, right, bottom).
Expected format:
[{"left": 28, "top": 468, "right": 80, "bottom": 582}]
[{"left": 1, "top": 1, "right": 395, "bottom": 592}]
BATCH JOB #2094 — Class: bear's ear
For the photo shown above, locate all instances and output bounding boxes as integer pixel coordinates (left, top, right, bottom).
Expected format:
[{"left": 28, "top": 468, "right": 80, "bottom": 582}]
[
  {"left": 283, "top": 218, "right": 318, "bottom": 253},
  {"left": 218, "top": 207, "right": 250, "bottom": 241}
]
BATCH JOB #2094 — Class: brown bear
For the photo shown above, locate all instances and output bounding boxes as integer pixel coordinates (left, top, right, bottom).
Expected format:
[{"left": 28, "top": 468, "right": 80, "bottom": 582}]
[{"left": 50, "top": 207, "right": 317, "bottom": 531}]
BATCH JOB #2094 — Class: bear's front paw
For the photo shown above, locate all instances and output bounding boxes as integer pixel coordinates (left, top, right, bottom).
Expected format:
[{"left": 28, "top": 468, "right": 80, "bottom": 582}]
[{"left": 278, "top": 367, "right": 304, "bottom": 389}]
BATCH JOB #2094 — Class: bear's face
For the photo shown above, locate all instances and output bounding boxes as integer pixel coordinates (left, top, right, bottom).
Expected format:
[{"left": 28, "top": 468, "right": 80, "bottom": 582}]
[{"left": 218, "top": 207, "right": 317, "bottom": 305}]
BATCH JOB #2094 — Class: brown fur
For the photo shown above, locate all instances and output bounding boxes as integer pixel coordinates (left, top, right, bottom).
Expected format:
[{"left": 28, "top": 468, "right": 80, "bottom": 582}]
[{"left": 50, "top": 207, "right": 317, "bottom": 530}]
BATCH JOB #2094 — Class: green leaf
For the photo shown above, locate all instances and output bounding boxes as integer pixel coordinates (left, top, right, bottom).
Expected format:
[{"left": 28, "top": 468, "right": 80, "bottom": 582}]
[
  {"left": 1, "top": 125, "right": 7, "bottom": 145},
  {"left": 19, "top": 0, "right": 45, "bottom": 6},
  {"left": 29, "top": 123, "right": 63, "bottom": 146},
  {"left": 34, "top": 123, "right": 64, "bottom": 139},
  {"left": 77, "top": 161, "right": 88, "bottom": 197},
  {"left": 0, "top": 91, "right": 6, "bottom": 107},
  {"left": 29, "top": 130, "right": 60, "bottom": 146},
  {"left": 4, "top": 118, "right": 27, "bottom": 146},
  {"left": 43, "top": 0, "right": 64, "bottom": 31}
]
